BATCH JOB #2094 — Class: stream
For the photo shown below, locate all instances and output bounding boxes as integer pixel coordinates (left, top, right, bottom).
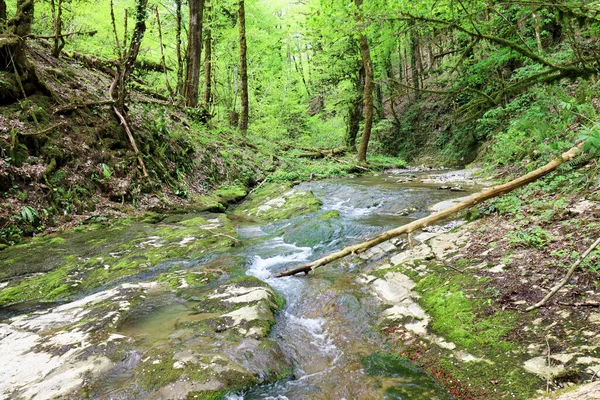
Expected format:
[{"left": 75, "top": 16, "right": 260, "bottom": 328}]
[
  {"left": 225, "top": 173, "right": 472, "bottom": 399},
  {"left": 1, "top": 170, "right": 477, "bottom": 400}
]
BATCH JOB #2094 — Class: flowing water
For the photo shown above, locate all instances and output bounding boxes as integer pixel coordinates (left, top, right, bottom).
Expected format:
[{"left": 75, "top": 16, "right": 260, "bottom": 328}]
[
  {"left": 222, "top": 172, "right": 473, "bottom": 399},
  {"left": 2, "top": 171, "right": 475, "bottom": 399}
]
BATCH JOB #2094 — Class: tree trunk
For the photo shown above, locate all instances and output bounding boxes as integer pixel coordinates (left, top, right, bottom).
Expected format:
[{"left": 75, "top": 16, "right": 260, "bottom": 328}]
[
  {"left": 0, "top": 0, "right": 6, "bottom": 30},
  {"left": 532, "top": 9, "right": 543, "bottom": 53},
  {"left": 347, "top": 55, "right": 364, "bottom": 151},
  {"left": 203, "top": 0, "right": 212, "bottom": 108},
  {"left": 183, "top": 0, "right": 205, "bottom": 107},
  {"left": 354, "top": 0, "right": 373, "bottom": 162},
  {"left": 116, "top": 0, "right": 149, "bottom": 109},
  {"left": 50, "top": 0, "right": 65, "bottom": 57},
  {"left": 3, "top": 0, "right": 36, "bottom": 95},
  {"left": 409, "top": 22, "right": 420, "bottom": 98},
  {"left": 356, "top": 35, "right": 374, "bottom": 161},
  {"left": 175, "top": 0, "right": 183, "bottom": 96},
  {"left": 238, "top": 0, "right": 249, "bottom": 134},
  {"left": 276, "top": 142, "right": 585, "bottom": 277}
]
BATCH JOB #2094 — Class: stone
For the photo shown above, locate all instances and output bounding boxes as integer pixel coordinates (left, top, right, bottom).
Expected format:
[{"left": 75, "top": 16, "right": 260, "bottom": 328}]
[{"left": 523, "top": 356, "right": 565, "bottom": 378}]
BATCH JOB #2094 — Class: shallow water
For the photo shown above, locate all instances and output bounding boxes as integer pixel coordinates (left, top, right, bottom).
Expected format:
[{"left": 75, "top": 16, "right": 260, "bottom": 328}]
[
  {"left": 226, "top": 172, "right": 471, "bottom": 399},
  {"left": 2, "top": 170, "right": 472, "bottom": 399}
]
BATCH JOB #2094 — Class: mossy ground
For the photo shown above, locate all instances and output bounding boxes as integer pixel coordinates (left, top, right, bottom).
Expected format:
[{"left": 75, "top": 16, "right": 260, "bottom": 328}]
[{"left": 374, "top": 182, "right": 599, "bottom": 399}]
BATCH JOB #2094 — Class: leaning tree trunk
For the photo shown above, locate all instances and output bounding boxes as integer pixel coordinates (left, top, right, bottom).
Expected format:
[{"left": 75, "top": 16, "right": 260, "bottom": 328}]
[
  {"left": 183, "top": 0, "right": 205, "bottom": 107},
  {"left": 276, "top": 142, "right": 585, "bottom": 277},
  {"left": 115, "top": 0, "right": 149, "bottom": 109},
  {"left": 109, "top": 0, "right": 149, "bottom": 177},
  {"left": 238, "top": 0, "right": 249, "bottom": 134}
]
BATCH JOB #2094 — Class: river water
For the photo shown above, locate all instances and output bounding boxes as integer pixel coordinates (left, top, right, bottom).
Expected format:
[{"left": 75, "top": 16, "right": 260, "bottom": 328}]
[
  {"left": 222, "top": 173, "right": 472, "bottom": 399},
  {"left": 1, "top": 171, "right": 474, "bottom": 399}
]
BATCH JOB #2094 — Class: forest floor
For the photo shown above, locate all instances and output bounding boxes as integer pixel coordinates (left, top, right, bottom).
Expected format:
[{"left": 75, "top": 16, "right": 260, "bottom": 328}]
[{"left": 359, "top": 169, "right": 600, "bottom": 400}]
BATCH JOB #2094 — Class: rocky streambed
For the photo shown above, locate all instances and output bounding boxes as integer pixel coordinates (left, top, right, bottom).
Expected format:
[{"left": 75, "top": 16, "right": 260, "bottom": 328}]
[{"left": 1, "top": 171, "right": 599, "bottom": 399}]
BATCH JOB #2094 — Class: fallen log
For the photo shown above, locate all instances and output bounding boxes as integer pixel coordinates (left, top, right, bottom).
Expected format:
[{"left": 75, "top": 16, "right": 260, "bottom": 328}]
[
  {"left": 275, "top": 142, "right": 585, "bottom": 277},
  {"left": 297, "top": 146, "right": 347, "bottom": 159}
]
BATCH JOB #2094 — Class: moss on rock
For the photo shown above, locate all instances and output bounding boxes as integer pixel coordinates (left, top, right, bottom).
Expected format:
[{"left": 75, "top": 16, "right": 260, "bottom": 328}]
[{"left": 233, "top": 182, "right": 322, "bottom": 222}]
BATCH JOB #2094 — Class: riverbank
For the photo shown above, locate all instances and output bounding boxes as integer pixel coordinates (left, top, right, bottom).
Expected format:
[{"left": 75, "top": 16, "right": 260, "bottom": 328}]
[{"left": 355, "top": 170, "right": 600, "bottom": 399}]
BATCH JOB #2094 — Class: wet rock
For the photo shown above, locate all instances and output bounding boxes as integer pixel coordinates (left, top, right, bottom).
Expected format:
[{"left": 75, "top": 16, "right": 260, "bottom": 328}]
[
  {"left": 233, "top": 183, "right": 322, "bottom": 222},
  {"left": 428, "top": 195, "right": 471, "bottom": 212},
  {"left": 396, "top": 207, "right": 417, "bottom": 216},
  {"left": 523, "top": 356, "right": 566, "bottom": 378},
  {"left": 0, "top": 283, "right": 153, "bottom": 400},
  {"left": 0, "top": 213, "right": 239, "bottom": 308},
  {"left": 437, "top": 185, "right": 466, "bottom": 192}
]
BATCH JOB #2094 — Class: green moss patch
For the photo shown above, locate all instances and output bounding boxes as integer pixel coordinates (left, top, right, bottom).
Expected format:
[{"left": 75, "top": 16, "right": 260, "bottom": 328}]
[
  {"left": 214, "top": 186, "right": 247, "bottom": 205},
  {"left": 232, "top": 183, "right": 322, "bottom": 222},
  {"left": 361, "top": 352, "right": 453, "bottom": 399}
]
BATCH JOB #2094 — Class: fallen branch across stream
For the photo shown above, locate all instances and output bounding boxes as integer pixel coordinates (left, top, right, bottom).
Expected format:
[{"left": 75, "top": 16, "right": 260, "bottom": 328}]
[{"left": 275, "top": 142, "right": 585, "bottom": 277}]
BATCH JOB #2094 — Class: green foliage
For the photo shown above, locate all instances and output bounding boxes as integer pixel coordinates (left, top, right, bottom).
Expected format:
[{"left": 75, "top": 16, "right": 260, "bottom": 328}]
[
  {"left": 507, "top": 226, "right": 553, "bottom": 249},
  {"left": 578, "top": 124, "right": 600, "bottom": 155},
  {"left": 18, "top": 206, "right": 39, "bottom": 225},
  {"left": 416, "top": 273, "right": 518, "bottom": 355}
]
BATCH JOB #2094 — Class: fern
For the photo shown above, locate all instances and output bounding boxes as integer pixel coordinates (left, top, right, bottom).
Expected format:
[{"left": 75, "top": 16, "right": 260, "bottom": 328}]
[{"left": 19, "top": 206, "right": 39, "bottom": 224}]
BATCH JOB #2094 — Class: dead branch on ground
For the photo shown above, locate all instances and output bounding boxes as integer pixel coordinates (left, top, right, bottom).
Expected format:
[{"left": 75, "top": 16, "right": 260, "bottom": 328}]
[
  {"left": 526, "top": 236, "right": 600, "bottom": 311},
  {"left": 113, "top": 106, "right": 148, "bottom": 178}
]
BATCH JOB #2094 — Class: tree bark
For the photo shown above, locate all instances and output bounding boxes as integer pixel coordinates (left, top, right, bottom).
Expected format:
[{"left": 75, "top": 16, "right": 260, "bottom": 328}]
[
  {"left": 175, "top": 0, "right": 183, "bottom": 96},
  {"left": 355, "top": 0, "right": 374, "bottom": 163},
  {"left": 4, "top": 0, "right": 35, "bottom": 87},
  {"left": 183, "top": 0, "right": 205, "bottom": 107},
  {"left": 238, "top": 0, "right": 249, "bottom": 134},
  {"left": 50, "top": 0, "right": 64, "bottom": 57},
  {"left": 532, "top": 8, "right": 543, "bottom": 53},
  {"left": 203, "top": 0, "right": 212, "bottom": 108},
  {"left": 346, "top": 65, "right": 364, "bottom": 151},
  {"left": 409, "top": 22, "right": 420, "bottom": 99},
  {"left": 115, "top": 0, "right": 149, "bottom": 109},
  {"left": 276, "top": 142, "right": 585, "bottom": 277},
  {"left": 0, "top": 0, "right": 6, "bottom": 30}
]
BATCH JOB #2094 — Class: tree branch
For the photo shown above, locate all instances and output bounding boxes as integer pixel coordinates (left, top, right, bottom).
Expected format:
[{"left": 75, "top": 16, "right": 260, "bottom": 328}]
[
  {"left": 526, "top": 236, "right": 600, "bottom": 311},
  {"left": 276, "top": 142, "right": 584, "bottom": 277}
]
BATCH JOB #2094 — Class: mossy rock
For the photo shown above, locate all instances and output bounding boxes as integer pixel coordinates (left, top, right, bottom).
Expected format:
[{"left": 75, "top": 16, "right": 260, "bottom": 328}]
[
  {"left": 233, "top": 182, "right": 322, "bottom": 222},
  {"left": 172, "top": 195, "right": 226, "bottom": 213},
  {"left": 319, "top": 210, "right": 340, "bottom": 220},
  {"left": 214, "top": 186, "right": 247, "bottom": 205}
]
